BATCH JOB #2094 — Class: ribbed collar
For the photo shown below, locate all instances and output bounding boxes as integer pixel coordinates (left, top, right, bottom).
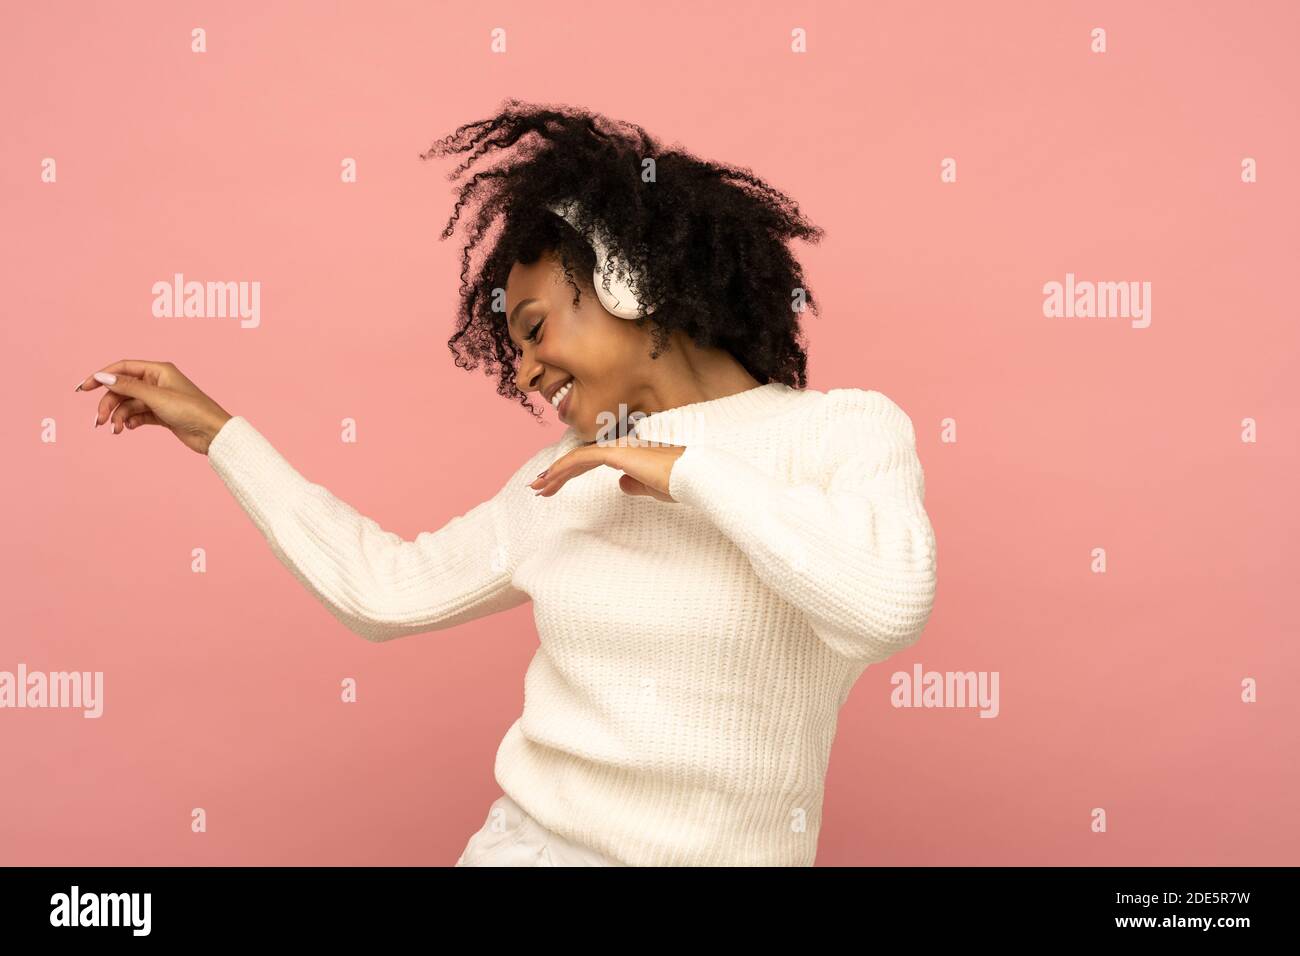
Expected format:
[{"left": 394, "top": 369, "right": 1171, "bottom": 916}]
[{"left": 617, "top": 381, "right": 807, "bottom": 445}]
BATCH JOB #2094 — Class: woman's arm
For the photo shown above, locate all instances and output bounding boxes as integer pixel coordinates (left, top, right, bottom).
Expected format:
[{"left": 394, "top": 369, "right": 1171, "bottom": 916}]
[
  {"left": 207, "top": 416, "right": 564, "bottom": 643},
  {"left": 667, "top": 389, "right": 938, "bottom": 663}
]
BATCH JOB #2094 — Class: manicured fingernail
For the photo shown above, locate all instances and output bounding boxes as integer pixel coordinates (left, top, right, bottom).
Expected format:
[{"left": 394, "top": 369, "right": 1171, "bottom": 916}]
[
  {"left": 93, "top": 372, "right": 116, "bottom": 385},
  {"left": 92, "top": 412, "right": 98, "bottom": 428},
  {"left": 74, "top": 380, "right": 84, "bottom": 391}
]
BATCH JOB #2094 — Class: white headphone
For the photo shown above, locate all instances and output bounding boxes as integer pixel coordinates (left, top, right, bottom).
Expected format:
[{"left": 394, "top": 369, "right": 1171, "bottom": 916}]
[{"left": 545, "top": 199, "right": 657, "bottom": 319}]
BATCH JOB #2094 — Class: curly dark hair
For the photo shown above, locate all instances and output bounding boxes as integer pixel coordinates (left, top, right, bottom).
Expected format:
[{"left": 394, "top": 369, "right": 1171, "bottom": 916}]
[{"left": 419, "top": 99, "right": 825, "bottom": 420}]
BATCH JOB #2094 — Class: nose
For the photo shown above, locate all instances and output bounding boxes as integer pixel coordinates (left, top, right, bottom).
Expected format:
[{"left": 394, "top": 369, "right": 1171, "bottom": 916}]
[{"left": 514, "top": 354, "right": 545, "bottom": 397}]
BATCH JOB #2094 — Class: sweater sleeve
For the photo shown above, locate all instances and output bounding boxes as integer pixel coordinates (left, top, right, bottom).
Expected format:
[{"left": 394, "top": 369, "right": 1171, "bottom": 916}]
[
  {"left": 206, "top": 415, "right": 562, "bottom": 643},
  {"left": 666, "top": 389, "right": 937, "bottom": 663}
]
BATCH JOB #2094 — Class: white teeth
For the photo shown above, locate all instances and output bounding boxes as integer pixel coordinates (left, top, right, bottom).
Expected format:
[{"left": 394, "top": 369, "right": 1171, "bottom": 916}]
[{"left": 549, "top": 379, "right": 573, "bottom": 409}]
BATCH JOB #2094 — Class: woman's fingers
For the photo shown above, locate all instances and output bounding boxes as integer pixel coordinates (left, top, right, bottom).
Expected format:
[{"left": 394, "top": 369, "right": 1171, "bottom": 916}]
[
  {"left": 75, "top": 361, "right": 154, "bottom": 391},
  {"left": 530, "top": 449, "right": 605, "bottom": 496},
  {"left": 74, "top": 360, "right": 228, "bottom": 456},
  {"left": 124, "top": 411, "right": 163, "bottom": 431},
  {"left": 528, "top": 444, "right": 685, "bottom": 500},
  {"left": 93, "top": 394, "right": 122, "bottom": 427},
  {"left": 92, "top": 372, "right": 178, "bottom": 429},
  {"left": 618, "top": 473, "right": 674, "bottom": 502},
  {"left": 93, "top": 375, "right": 143, "bottom": 426},
  {"left": 74, "top": 360, "right": 182, "bottom": 393},
  {"left": 107, "top": 398, "right": 149, "bottom": 432}
]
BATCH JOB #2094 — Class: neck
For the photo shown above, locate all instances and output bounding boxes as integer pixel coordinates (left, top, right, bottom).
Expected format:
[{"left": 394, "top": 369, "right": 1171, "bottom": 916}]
[{"left": 627, "top": 330, "right": 762, "bottom": 418}]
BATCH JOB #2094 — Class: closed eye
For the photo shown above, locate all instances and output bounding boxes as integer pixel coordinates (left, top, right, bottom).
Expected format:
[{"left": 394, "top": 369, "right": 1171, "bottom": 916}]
[{"left": 524, "top": 317, "right": 544, "bottom": 343}]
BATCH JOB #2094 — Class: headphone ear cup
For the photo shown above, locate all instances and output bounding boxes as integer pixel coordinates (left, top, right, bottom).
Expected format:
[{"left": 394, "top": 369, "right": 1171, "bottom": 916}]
[
  {"left": 594, "top": 258, "right": 654, "bottom": 319},
  {"left": 545, "top": 199, "right": 655, "bottom": 319}
]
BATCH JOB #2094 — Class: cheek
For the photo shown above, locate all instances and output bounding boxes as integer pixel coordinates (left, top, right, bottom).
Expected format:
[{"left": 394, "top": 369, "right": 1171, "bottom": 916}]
[
  {"left": 586, "top": 329, "right": 643, "bottom": 374},
  {"left": 556, "top": 334, "right": 623, "bottom": 383},
  {"left": 549, "top": 313, "right": 640, "bottom": 397}
]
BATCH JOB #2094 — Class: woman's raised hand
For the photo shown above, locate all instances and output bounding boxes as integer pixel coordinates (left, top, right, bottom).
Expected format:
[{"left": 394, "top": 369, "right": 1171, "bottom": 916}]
[{"left": 74, "top": 360, "right": 234, "bottom": 456}]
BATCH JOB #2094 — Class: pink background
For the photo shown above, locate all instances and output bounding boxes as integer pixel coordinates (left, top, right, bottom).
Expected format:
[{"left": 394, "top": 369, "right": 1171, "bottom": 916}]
[{"left": 3, "top": 0, "right": 1296, "bottom": 866}]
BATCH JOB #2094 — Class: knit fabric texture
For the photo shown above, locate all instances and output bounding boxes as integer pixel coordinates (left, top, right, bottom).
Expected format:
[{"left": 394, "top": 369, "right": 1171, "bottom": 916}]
[{"left": 206, "top": 382, "right": 938, "bottom": 865}]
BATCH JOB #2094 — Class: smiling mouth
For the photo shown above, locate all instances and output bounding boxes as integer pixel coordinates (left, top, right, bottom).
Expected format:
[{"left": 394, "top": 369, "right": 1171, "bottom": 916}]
[{"left": 549, "top": 378, "right": 575, "bottom": 417}]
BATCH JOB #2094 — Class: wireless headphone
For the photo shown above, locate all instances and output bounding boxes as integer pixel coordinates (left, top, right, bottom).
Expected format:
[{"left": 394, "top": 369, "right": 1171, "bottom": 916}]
[{"left": 545, "top": 199, "right": 657, "bottom": 319}]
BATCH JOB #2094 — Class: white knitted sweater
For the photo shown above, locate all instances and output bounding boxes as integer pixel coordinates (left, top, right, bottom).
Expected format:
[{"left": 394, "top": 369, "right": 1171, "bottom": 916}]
[{"left": 206, "top": 382, "right": 938, "bottom": 866}]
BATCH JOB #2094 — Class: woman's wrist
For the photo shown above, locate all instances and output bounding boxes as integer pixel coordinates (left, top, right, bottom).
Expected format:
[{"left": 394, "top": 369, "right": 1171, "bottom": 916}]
[{"left": 203, "top": 411, "right": 234, "bottom": 454}]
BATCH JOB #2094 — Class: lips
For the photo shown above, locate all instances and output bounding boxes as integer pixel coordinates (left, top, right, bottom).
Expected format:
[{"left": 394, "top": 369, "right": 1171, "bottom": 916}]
[{"left": 545, "top": 375, "right": 574, "bottom": 406}]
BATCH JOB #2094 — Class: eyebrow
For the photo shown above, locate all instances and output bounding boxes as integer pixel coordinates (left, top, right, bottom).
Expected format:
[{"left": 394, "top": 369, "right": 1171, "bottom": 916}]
[{"left": 508, "top": 297, "right": 539, "bottom": 343}]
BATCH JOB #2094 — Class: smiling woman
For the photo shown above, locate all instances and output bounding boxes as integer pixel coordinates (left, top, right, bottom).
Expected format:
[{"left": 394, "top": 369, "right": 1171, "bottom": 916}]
[
  {"left": 419, "top": 99, "right": 825, "bottom": 439},
  {"left": 159, "top": 98, "right": 939, "bottom": 868},
  {"left": 499, "top": 241, "right": 769, "bottom": 446},
  {"left": 203, "top": 379, "right": 937, "bottom": 867}
]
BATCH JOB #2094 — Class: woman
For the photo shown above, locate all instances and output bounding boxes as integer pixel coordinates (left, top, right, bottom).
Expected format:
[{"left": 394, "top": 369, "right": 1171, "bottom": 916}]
[{"left": 74, "top": 101, "right": 938, "bottom": 867}]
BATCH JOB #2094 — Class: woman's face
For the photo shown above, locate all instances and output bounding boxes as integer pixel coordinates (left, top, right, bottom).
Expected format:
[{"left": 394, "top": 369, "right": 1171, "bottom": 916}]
[{"left": 504, "top": 249, "right": 651, "bottom": 442}]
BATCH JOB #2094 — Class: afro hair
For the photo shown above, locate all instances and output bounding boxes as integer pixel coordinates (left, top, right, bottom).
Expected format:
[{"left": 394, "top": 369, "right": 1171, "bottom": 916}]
[{"left": 419, "top": 99, "right": 825, "bottom": 421}]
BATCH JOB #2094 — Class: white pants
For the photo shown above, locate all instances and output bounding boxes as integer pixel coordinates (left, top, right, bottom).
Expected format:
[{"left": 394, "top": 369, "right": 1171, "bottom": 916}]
[{"left": 454, "top": 793, "right": 624, "bottom": 867}]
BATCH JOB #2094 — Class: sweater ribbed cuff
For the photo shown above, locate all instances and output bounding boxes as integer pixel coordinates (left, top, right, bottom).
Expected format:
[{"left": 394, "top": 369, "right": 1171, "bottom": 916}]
[{"left": 207, "top": 416, "right": 312, "bottom": 533}]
